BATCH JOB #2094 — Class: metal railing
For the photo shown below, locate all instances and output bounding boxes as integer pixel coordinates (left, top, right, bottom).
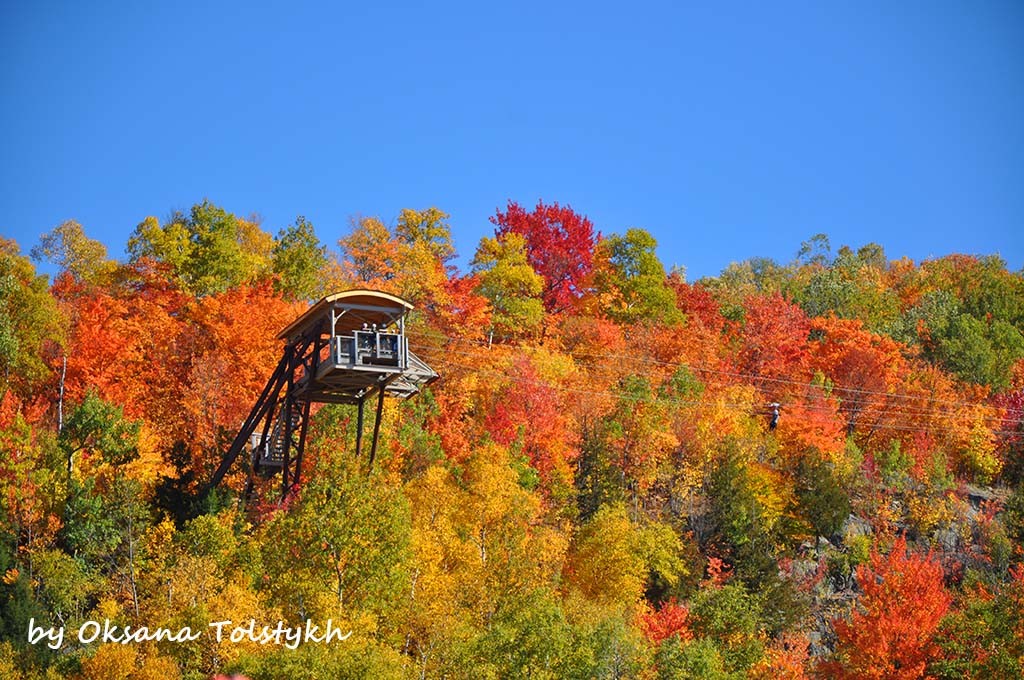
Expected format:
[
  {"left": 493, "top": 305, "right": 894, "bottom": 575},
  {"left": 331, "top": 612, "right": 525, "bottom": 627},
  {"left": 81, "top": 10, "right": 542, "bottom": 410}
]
[{"left": 331, "top": 332, "right": 406, "bottom": 369}]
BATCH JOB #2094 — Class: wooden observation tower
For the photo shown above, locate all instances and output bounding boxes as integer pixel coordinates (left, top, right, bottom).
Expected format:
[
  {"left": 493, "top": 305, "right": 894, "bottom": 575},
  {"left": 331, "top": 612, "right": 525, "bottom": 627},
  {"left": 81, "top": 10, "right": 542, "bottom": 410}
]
[{"left": 207, "top": 290, "right": 438, "bottom": 499}]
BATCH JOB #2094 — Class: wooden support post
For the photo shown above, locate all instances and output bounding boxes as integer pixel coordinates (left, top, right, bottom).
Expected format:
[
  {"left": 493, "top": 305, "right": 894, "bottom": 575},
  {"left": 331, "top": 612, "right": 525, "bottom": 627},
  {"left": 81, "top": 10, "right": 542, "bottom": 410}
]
[
  {"left": 292, "top": 399, "right": 311, "bottom": 489},
  {"left": 280, "top": 347, "right": 296, "bottom": 495},
  {"left": 368, "top": 384, "right": 386, "bottom": 468},
  {"left": 280, "top": 403, "right": 291, "bottom": 498}
]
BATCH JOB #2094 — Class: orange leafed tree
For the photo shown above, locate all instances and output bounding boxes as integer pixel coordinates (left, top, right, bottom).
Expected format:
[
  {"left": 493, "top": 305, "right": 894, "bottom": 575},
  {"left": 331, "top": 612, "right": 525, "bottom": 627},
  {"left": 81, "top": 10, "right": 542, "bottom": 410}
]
[
  {"left": 809, "top": 316, "right": 905, "bottom": 435},
  {"left": 640, "top": 598, "right": 693, "bottom": 645},
  {"left": 737, "top": 292, "right": 811, "bottom": 384},
  {"left": 821, "top": 536, "right": 951, "bottom": 679},
  {"left": 752, "top": 633, "right": 810, "bottom": 680},
  {"left": 669, "top": 276, "right": 727, "bottom": 335},
  {"left": 484, "top": 357, "right": 579, "bottom": 487},
  {"left": 181, "top": 283, "right": 302, "bottom": 477}
]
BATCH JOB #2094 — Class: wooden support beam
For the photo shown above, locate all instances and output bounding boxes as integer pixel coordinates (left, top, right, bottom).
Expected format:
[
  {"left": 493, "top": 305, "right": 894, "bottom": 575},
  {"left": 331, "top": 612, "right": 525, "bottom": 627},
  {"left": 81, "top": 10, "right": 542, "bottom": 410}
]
[
  {"left": 368, "top": 384, "right": 386, "bottom": 468},
  {"left": 291, "top": 399, "right": 311, "bottom": 492},
  {"left": 281, "top": 350, "right": 295, "bottom": 494}
]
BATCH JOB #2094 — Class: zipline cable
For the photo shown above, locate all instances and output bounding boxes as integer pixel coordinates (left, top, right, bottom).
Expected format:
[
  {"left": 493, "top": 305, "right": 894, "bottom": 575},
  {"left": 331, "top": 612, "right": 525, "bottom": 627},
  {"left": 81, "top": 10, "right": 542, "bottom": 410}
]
[
  {"left": 405, "top": 337, "right": 1024, "bottom": 438},
  {"left": 407, "top": 330, "right": 1024, "bottom": 418}
]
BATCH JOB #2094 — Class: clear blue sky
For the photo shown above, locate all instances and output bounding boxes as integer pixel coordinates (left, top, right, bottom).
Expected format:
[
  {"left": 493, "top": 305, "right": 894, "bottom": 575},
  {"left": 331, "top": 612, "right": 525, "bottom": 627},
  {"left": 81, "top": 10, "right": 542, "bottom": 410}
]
[{"left": 2, "top": 1, "right": 1022, "bottom": 280}]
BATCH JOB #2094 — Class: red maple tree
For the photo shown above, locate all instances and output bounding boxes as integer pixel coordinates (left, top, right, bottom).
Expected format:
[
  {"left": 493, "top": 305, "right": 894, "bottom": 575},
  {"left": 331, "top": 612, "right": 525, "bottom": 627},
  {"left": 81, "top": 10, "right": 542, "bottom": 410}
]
[
  {"left": 822, "top": 536, "right": 951, "bottom": 679},
  {"left": 640, "top": 598, "right": 693, "bottom": 645},
  {"left": 490, "top": 199, "right": 597, "bottom": 313}
]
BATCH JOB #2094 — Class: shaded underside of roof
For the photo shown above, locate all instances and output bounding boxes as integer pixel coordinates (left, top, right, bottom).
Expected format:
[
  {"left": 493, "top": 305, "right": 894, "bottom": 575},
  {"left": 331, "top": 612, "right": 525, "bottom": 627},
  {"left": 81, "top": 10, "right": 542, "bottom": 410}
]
[{"left": 278, "top": 289, "right": 414, "bottom": 340}]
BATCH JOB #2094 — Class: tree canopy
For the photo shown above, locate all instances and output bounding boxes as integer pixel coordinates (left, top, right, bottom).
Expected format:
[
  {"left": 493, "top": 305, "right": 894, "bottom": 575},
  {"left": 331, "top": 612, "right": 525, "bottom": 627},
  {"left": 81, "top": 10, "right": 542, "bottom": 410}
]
[{"left": 2, "top": 204, "right": 1022, "bottom": 678}]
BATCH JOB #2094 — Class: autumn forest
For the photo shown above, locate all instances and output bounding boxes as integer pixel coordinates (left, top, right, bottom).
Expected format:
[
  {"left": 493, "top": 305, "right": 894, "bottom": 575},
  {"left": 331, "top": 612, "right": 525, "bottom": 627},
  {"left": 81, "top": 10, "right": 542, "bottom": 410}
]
[{"left": 2, "top": 200, "right": 1023, "bottom": 679}]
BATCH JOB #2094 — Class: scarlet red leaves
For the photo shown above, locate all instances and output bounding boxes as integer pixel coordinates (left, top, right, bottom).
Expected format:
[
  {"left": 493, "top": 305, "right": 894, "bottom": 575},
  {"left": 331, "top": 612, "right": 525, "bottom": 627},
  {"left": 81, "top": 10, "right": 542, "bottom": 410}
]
[{"left": 491, "top": 200, "right": 597, "bottom": 313}]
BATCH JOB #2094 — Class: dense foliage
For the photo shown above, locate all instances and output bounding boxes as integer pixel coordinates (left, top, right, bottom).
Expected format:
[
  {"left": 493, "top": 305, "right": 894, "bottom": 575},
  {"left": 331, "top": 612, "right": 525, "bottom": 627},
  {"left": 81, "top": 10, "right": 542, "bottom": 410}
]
[{"left": 1, "top": 204, "right": 1022, "bottom": 679}]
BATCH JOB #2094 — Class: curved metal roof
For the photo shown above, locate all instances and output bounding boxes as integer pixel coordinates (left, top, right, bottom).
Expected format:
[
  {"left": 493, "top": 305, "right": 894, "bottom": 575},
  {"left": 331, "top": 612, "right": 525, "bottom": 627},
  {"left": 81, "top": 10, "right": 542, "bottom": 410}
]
[{"left": 278, "top": 289, "right": 414, "bottom": 340}]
